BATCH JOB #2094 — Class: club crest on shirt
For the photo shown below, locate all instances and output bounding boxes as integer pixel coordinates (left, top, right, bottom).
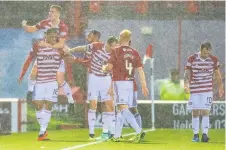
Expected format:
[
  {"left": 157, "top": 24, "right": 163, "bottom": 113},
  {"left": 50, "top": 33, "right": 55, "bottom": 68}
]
[{"left": 124, "top": 53, "right": 134, "bottom": 59}]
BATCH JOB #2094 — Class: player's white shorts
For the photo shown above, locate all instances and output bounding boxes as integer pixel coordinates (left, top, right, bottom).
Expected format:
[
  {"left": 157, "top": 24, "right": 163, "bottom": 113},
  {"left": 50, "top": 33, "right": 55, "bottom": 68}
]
[
  {"left": 187, "top": 92, "right": 213, "bottom": 110},
  {"left": 113, "top": 81, "right": 133, "bottom": 105},
  {"left": 32, "top": 81, "right": 58, "bottom": 102},
  {"left": 87, "top": 73, "right": 111, "bottom": 102},
  {"left": 129, "top": 91, "right": 138, "bottom": 108},
  {"left": 57, "top": 60, "right": 65, "bottom": 73}
]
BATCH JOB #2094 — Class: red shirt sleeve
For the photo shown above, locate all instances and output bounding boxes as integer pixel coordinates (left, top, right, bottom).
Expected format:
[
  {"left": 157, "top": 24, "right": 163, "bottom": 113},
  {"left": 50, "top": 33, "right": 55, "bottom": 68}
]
[
  {"left": 35, "top": 19, "right": 47, "bottom": 30},
  {"left": 211, "top": 56, "right": 220, "bottom": 70},
  {"left": 185, "top": 55, "right": 193, "bottom": 70}
]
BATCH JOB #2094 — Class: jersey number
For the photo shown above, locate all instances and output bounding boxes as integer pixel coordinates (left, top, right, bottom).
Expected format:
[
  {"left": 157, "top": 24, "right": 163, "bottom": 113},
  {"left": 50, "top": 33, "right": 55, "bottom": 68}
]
[
  {"left": 207, "top": 97, "right": 212, "bottom": 104},
  {"left": 125, "top": 60, "right": 133, "bottom": 75}
]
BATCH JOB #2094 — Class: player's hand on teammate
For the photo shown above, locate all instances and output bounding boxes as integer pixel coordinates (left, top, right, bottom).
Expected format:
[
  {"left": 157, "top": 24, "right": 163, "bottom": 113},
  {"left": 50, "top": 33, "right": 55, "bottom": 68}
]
[
  {"left": 102, "top": 65, "right": 107, "bottom": 72},
  {"left": 142, "top": 86, "right": 149, "bottom": 97},
  {"left": 21, "top": 20, "right": 27, "bottom": 28}
]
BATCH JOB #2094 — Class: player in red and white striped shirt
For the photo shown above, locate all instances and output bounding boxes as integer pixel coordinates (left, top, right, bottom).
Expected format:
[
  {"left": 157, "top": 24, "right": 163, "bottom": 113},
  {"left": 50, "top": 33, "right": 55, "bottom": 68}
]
[
  {"left": 19, "top": 5, "right": 74, "bottom": 103},
  {"left": 68, "top": 36, "right": 118, "bottom": 141},
  {"left": 30, "top": 28, "right": 62, "bottom": 141},
  {"left": 184, "top": 42, "right": 224, "bottom": 142}
]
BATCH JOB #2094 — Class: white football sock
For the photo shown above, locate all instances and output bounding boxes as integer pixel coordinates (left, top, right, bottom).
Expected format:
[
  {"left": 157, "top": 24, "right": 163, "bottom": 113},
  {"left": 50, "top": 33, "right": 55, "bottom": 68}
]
[
  {"left": 202, "top": 116, "right": 209, "bottom": 135},
  {"left": 134, "top": 113, "right": 142, "bottom": 128},
  {"left": 121, "top": 109, "right": 141, "bottom": 134},
  {"left": 108, "top": 112, "right": 116, "bottom": 135},
  {"left": 114, "top": 112, "right": 124, "bottom": 138},
  {"left": 192, "top": 117, "right": 199, "bottom": 134},
  {"left": 40, "top": 109, "right": 51, "bottom": 134},
  {"left": 88, "top": 109, "right": 96, "bottom": 135}
]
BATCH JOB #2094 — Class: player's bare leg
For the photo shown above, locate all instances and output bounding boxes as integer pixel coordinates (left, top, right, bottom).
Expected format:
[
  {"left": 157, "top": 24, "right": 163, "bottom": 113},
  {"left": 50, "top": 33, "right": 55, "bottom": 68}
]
[
  {"left": 192, "top": 110, "right": 200, "bottom": 142},
  {"left": 88, "top": 100, "right": 97, "bottom": 140},
  {"left": 201, "top": 110, "right": 210, "bottom": 142}
]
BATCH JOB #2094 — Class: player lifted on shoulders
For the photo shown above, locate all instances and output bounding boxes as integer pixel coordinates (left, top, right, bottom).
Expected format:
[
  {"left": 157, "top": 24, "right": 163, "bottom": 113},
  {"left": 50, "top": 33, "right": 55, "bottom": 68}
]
[
  {"left": 184, "top": 42, "right": 224, "bottom": 142},
  {"left": 19, "top": 5, "right": 74, "bottom": 103},
  {"left": 103, "top": 29, "right": 149, "bottom": 142}
]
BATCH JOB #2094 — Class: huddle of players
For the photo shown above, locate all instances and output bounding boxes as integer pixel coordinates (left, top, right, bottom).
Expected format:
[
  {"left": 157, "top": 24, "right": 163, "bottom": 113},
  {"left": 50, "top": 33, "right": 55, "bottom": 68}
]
[
  {"left": 18, "top": 5, "right": 147, "bottom": 142},
  {"left": 68, "top": 29, "right": 148, "bottom": 142},
  {"left": 18, "top": 5, "right": 224, "bottom": 143}
]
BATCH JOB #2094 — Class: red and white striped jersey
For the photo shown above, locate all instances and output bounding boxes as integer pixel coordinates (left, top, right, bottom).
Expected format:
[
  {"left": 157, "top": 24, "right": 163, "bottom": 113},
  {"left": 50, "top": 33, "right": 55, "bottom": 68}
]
[
  {"left": 85, "top": 42, "right": 111, "bottom": 76},
  {"left": 36, "top": 19, "right": 68, "bottom": 39},
  {"left": 36, "top": 47, "right": 61, "bottom": 83},
  {"left": 185, "top": 52, "right": 219, "bottom": 94}
]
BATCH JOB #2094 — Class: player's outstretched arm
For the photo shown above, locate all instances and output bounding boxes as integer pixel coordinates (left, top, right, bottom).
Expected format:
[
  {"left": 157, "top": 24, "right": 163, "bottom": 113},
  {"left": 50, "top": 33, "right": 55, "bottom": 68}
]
[
  {"left": 137, "top": 67, "right": 149, "bottom": 97},
  {"left": 184, "top": 69, "right": 191, "bottom": 94},
  {"left": 214, "top": 68, "right": 224, "bottom": 98},
  {"left": 68, "top": 45, "right": 87, "bottom": 54},
  {"left": 21, "top": 20, "right": 38, "bottom": 33}
]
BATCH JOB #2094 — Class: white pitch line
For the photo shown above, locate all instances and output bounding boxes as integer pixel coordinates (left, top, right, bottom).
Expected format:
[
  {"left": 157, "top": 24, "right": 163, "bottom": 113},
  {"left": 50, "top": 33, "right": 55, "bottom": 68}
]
[{"left": 60, "top": 129, "right": 156, "bottom": 150}]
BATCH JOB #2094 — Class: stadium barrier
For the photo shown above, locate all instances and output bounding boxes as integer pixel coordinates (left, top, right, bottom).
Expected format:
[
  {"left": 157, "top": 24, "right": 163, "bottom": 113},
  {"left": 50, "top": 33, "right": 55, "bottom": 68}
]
[
  {"left": 0, "top": 99, "right": 224, "bottom": 133},
  {"left": 0, "top": 99, "right": 27, "bottom": 133}
]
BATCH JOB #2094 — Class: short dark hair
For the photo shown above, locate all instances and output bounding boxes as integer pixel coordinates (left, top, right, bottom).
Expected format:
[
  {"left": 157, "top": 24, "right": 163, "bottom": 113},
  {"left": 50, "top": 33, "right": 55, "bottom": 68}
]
[
  {"left": 50, "top": 5, "right": 62, "bottom": 13},
  {"left": 201, "top": 42, "right": 212, "bottom": 50},
  {"left": 107, "top": 36, "right": 118, "bottom": 45},
  {"left": 46, "top": 28, "right": 58, "bottom": 34},
  {"left": 89, "top": 30, "right": 101, "bottom": 39}
]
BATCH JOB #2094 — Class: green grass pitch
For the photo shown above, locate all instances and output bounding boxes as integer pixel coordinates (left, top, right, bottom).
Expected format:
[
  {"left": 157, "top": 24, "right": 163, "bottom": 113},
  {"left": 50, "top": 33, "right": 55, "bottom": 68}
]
[{"left": 0, "top": 129, "right": 224, "bottom": 150}]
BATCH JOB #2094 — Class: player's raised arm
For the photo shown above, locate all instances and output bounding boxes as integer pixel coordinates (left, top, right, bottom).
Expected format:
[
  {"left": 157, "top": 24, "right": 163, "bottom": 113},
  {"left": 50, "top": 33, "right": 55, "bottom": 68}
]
[{"left": 21, "top": 20, "right": 38, "bottom": 33}]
